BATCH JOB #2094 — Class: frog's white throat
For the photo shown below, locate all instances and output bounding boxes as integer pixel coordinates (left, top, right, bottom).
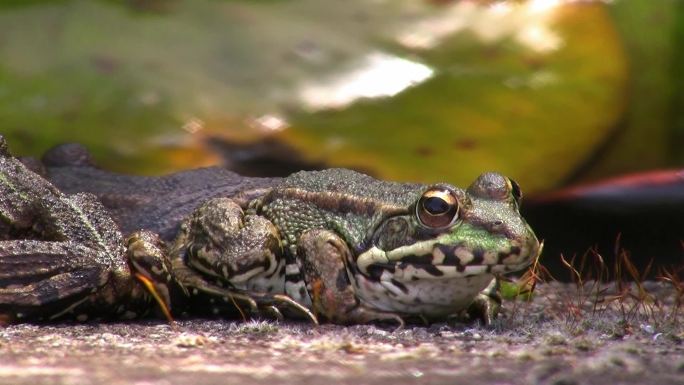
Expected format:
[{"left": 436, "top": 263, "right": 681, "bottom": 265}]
[{"left": 351, "top": 267, "right": 495, "bottom": 317}]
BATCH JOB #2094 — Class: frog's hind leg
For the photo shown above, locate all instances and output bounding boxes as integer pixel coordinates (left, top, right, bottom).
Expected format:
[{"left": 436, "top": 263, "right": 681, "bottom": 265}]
[
  {"left": 0, "top": 139, "right": 62, "bottom": 234},
  {"left": 0, "top": 137, "right": 126, "bottom": 261},
  {"left": 0, "top": 240, "right": 111, "bottom": 321},
  {"left": 168, "top": 197, "right": 317, "bottom": 323},
  {"left": 0, "top": 138, "right": 144, "bottom": 323},
  {"left": 169, "top": 257, "right": 317, "bottom": 323}
]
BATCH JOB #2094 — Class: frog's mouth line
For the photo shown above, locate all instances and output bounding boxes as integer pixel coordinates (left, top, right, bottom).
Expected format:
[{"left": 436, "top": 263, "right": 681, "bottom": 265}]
[
  {"left": 356, "top": 241, "right": 537, "bottom": 281},
  {"left": 365, "top": 260, "right": 528, "bottom": 282}
]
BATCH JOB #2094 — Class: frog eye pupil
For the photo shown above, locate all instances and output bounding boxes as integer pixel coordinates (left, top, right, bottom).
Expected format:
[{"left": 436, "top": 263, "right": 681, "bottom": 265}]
[
  {"left": 423, "top": 197, "right": 449, "bottom": 215},
  {"left": 417, "top": 188, "right": 459, "bottom": 229}
]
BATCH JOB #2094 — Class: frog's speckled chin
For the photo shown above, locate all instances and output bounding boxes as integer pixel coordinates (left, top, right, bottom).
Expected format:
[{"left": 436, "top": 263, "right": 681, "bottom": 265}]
[{"left": 357, "top": 224, "right": 540, "bottom": 281}]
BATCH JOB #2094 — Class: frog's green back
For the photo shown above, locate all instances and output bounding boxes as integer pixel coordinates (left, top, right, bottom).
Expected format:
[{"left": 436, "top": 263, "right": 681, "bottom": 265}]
[{"left": 279, "top": 169, "right": 426, "bottom": 209}]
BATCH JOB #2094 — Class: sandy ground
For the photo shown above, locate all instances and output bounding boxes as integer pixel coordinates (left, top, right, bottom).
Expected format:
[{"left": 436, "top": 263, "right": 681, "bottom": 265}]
[{"left": 1, "top": 283, "right": 683, "bottom": 385}]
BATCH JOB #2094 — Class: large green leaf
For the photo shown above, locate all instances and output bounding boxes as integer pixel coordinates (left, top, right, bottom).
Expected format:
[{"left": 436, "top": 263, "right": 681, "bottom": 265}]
[
  {"left": 577, "top": 0, "right": 684, "bottom": 181},
  {"left": 0, "top": 0, "right": 627, "bottom": 191},
  {"left": 281, "top": 2, "right": 628, "bottom": 190}
]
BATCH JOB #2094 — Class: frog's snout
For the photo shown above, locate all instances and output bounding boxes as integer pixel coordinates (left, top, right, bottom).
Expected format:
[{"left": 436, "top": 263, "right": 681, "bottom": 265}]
[{"left": 500, "top": 223, "right": 541, "bottom": 272}]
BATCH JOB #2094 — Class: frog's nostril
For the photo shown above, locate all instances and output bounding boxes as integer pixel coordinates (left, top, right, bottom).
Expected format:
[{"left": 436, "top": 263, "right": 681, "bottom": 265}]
[{"left": 493, "top": 220, "right": 503, "bottom": 226}]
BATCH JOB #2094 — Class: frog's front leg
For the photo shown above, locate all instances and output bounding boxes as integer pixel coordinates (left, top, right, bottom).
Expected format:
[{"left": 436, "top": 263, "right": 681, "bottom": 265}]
[
  {"left": 169, "top": 197, "right": 317, "bottom": 322},
  {"left": 296, "top": 229, "right": 403, "bottom": 326},
  {"left": 467, "top": 278, "right": 501, "bottom": 326}
]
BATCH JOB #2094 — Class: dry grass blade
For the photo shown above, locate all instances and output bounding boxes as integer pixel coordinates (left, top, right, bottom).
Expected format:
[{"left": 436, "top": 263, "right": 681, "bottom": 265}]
[{"left": 540, "top": 238, "right": 682, "bottom": 334}]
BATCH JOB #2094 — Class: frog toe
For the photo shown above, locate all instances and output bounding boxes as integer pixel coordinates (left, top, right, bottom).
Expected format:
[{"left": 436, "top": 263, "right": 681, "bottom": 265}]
[
  {"left": 246, "top": 291, "right": 318, "bottom": 325},
  {"left": 343, "top": 306, "right": 405, "bottom": 329},
  {"left": 257, "top": 305, "right": 284, "bottom": 322},
  {"left": 467, "top": 292, "right": 502, "bottom": 326}
]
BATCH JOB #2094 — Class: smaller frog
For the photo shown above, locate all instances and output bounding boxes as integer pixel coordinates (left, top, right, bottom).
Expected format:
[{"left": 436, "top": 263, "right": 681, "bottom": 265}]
[{"left": 0, "top": 138, "right": 157, "bottom": 322}]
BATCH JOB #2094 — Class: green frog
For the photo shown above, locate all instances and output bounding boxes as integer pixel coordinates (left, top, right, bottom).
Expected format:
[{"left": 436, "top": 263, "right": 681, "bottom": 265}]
[{"left": 1, "top": 139, "right": 540, "bottom": 325}]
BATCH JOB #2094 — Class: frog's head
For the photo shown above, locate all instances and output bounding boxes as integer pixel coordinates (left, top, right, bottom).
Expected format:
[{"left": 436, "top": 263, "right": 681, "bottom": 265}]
[
  {"left": 357, "top": 172, "right": 540, "bottom": 282},
  {"left": 126, "top": 231, "right": 177, "bottom": 322}
]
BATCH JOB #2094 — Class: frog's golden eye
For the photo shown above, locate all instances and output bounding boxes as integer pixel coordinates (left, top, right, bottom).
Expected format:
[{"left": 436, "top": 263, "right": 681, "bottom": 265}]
[{"left": 417, "top": 188, "right": 459, "bottom": 229}]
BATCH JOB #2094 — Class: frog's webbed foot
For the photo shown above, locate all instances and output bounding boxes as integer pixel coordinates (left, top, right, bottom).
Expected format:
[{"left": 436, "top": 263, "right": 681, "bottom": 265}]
[
  {"left": 237, "top": 289, "right": 318, "bottom": 324},
  {"left": 346, "top": 306, "right": 405, "bottom": 329},
  {"left": 466, "top": 279, "right": 501, "bottom": 326},
  {"left": 171, "top": 259, "right": 318, "bottom": 324}
]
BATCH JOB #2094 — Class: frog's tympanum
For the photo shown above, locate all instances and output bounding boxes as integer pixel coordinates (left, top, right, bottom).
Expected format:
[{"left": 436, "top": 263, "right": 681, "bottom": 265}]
[{"left": 0, "top": 136, "right": 540, "bottom": 326}]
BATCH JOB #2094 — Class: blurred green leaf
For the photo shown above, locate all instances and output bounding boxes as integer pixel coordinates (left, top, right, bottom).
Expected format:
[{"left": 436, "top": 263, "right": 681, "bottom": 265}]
[
  {"left": 281, "top": 3, "right": 628, "bottom": 191},
  {"left": 577, "top": 0, "right": 684, "bottom": 181},
  {"left": 0, "top": 0, "right": 629, "bottom": 191}
]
